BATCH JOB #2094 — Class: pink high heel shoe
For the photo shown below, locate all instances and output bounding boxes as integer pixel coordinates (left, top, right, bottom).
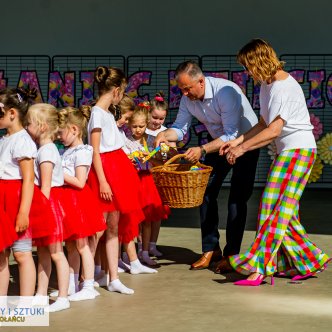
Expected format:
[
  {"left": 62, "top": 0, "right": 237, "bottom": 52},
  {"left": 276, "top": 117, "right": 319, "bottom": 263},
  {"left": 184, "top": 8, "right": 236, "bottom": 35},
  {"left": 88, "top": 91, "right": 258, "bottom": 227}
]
[
  {"left": 234, "top": 274, "right": 274, "bottom": 286},
  {"left": 291, "top": 272, "right": 315, "bottom": 281}
]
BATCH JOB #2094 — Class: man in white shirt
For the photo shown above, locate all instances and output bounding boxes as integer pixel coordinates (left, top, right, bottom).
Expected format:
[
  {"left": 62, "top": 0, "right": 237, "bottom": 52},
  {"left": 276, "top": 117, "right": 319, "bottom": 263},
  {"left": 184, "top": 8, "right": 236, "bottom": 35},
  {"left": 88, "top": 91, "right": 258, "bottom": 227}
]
[{"left": 155, "top": 61, "right": 259, "bottom": 271}]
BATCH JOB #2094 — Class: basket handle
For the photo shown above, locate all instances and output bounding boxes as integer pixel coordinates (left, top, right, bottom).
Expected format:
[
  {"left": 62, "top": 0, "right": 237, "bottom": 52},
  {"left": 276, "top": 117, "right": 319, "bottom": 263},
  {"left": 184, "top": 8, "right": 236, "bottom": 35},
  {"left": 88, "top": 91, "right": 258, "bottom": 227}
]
[{"left": 164, "top": 153, "right": 204, "bottom": 167}]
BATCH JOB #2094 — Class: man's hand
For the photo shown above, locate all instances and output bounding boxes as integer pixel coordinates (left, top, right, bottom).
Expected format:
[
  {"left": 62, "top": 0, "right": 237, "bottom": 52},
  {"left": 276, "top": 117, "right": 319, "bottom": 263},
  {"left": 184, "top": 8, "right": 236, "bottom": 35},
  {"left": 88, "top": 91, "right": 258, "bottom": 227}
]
[
  {"left": 184, "top": 147, "right": 202, "bottom": 163},
  {"left": 155, "top": 131, "right": 169, "bottom": 147}
]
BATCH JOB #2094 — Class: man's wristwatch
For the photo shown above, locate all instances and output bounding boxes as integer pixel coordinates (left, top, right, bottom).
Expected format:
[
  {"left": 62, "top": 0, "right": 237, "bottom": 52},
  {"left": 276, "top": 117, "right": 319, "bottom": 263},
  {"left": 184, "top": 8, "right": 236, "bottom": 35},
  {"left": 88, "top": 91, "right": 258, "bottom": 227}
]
[{"left": 200, "top": 145, "right": 207, "bottom": 158}]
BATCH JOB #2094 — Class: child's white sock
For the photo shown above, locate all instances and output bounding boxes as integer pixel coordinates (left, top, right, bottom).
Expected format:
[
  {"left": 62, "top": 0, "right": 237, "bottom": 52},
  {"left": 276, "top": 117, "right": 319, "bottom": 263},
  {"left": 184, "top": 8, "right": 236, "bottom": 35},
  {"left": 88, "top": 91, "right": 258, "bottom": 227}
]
[
  {"left": 149, "top": 242, "right": 163, "bottom": 257},
  {"left": 107, "top": 279, "right": 134, "bottom": 295},
  {"left": 47, "top": 297, "right": 70, "bottom": 313},
  {"left": 141, "top": 251, "right": 158, "bottom": 266},
  {"left": 68, "top": 279, "right": 95, "bottom": 301},
  {"left": 32, "top": 294, "right": 48, "bottom": 306},
  {"left": 130, "top": 259, "right": 158, "bottom": 274},
  {"left": 49, "top": 273, "right": 76, "bottom": 297}
]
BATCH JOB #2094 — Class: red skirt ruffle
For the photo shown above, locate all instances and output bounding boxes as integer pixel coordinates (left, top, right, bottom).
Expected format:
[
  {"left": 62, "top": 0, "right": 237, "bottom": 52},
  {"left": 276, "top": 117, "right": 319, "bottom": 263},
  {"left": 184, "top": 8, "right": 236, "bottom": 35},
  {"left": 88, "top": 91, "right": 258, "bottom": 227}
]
[
  {"left": 88, "top": 149, "right": 144, "bottom": 243},
  {"left": 0, "top": 180, "right": 56, "bottom": 241},
  {"left": 0, "top": 209, "right": 18, "bottom": 251},
  {"left": 33, "top": 187, "right": 66, "bottom": 247},
  {"left": 138, "top": 171, "right": 170, "bottom": 222},
  {"left": 61, "top": 184, "right": 107, "bottom": 241}
]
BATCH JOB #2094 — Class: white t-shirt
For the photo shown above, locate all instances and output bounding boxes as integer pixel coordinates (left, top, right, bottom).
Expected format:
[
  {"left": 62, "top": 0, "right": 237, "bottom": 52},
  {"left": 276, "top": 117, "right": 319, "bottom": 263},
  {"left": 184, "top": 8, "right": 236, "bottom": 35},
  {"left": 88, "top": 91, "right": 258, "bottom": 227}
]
[
  {"left": 34, "top": 143, "right": 64, "bottom": 187},
  {"left": 145, "top": 125, "right": 167, "bottom": 137},
  {"left": 88, "top": 106, "right": 124, "bottom": 153},
  {"left": 260, "top": 75, "right": 316, "bottom": 153},
  {"left": 62, "top": 144, "right": 93, "bottom": 178},
  {"left": 0, "top": 129, "right": 37, "bottom": 180}
]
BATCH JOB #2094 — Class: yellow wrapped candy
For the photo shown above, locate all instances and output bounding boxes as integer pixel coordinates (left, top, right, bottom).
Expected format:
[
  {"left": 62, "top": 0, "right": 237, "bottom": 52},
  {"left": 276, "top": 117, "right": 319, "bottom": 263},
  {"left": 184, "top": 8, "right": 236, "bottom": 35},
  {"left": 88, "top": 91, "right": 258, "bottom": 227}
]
[
  {"left": 128, "top": 150, "right": 144, "bottom": 160},
  {"left": 160, "top": 143, "right": 170, "bottom": 153}
]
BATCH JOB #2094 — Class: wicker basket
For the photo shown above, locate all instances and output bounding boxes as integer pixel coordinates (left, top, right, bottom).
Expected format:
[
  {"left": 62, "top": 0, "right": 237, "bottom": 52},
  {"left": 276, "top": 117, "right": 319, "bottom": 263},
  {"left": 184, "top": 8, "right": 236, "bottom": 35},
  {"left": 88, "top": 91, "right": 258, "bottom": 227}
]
[{"left": 151, "top": 154, "right": 213, "bottom": 208}]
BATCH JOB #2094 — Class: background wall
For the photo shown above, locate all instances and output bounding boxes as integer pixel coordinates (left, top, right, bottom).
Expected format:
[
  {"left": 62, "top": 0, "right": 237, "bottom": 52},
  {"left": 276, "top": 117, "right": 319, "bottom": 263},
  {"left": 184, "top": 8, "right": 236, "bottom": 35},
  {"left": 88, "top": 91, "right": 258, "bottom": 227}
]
[
  {"left": 1, "top": 0, "right": 332, "bottom": 187},
  {"left": 2, "top": 0, "right": 332, "bottom": 56}
]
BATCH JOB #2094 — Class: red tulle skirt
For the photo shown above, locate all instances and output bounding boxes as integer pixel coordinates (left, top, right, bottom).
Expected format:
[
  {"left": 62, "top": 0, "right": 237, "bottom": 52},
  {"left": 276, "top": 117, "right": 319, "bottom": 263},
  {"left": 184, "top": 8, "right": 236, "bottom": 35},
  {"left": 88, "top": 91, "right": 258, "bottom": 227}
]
[
  {"left": 0, "top": 180, "right": 56, "bottom": 241},
  {"left": 138, "top": 171, "right": 170, "bottom": 222},
  {"left": 33, "top": 187, "right": 66, "bottom": 247},
  {"left": 88, "top": 149, "right": 144, "bottom": 243},
  {"left": 0, "top": 208, "right": 18, "bottom": 251},
  {"left": 61, "top": 184, "right": 107, "bottom": 241}
]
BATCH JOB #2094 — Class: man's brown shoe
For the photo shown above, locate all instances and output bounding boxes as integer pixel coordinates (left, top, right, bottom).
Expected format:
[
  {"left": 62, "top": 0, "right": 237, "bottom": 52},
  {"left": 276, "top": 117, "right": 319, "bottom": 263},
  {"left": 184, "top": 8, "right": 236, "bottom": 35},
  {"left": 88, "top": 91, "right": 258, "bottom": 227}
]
[
  {"left": 214, "top": 256, "right": 233, "bottom": 273},
  {"left": 190, "top": 249, "right": 222, "bottom": 270}
]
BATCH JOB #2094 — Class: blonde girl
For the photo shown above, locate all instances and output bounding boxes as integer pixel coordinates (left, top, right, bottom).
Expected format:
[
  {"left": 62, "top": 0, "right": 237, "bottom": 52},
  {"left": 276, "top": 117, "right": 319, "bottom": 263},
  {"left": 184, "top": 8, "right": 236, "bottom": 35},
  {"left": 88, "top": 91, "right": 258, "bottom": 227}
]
[
  {"left": 26, "top": 103, "right": 70, "bottom": 312},
  {"left": 57, "top": 106, "right": 106, "bottom": 301},
  {"left": 124, "top": 105, "right": 170, "bottom": 266},
  {"left": 146, "top": 92, "right": 173, "bottom": 257}
]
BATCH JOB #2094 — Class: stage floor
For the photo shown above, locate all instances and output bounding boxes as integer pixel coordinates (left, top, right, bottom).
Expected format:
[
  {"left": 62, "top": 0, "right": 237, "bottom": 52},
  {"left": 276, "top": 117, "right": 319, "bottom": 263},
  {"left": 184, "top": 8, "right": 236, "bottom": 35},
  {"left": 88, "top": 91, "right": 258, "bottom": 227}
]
[{"left": 3, "top": 188, "right": 332, "bottom": 332}]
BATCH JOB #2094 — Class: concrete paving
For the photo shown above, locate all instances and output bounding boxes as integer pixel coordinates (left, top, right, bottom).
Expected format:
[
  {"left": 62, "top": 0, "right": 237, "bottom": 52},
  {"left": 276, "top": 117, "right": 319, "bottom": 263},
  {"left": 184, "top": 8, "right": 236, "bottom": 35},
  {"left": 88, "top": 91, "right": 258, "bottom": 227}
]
[{"left": 1, "top": 188, "right": 331, "bottom": 332}]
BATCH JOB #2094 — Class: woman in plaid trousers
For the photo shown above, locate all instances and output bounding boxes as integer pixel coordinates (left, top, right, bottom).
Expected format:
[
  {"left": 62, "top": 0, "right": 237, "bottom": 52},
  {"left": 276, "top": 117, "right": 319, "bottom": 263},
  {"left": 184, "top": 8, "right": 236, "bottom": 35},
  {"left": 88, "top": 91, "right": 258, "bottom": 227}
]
[{"left": 220, "top": 38, "right": 330, "bottom": 286}]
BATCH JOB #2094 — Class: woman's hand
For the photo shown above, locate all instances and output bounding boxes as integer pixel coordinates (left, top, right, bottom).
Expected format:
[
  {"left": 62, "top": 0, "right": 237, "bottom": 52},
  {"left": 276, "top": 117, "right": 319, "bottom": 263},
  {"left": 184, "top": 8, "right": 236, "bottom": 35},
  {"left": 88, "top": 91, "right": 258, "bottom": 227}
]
[
  {"left": 15, "top": 212, "right": 29, "bottom": 233},
  {"left": 99, "top": 181, "right": 113, "bottom": 201},
  {"left": 219, "top": 138, "right": 242, "bottom": 156},
  {"left": 225, "top": 144, "right": 246, "bottom": 165}
]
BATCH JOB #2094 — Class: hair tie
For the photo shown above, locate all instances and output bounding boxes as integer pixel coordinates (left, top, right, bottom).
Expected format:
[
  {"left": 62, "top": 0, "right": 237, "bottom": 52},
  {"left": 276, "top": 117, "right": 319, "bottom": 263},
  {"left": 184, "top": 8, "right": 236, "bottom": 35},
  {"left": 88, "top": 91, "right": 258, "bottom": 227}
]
[
  {"left": 138, "top": 102, "right": 150, "bottom": 110},
  {"left": 17, "top": 93, "right": 23, "bottom": 103},
  {"left": 155, "top": 96, "right": 164, "bottom": 102},
  {"left": 0, "top": 102, "right": 4, "bottom": 108}
]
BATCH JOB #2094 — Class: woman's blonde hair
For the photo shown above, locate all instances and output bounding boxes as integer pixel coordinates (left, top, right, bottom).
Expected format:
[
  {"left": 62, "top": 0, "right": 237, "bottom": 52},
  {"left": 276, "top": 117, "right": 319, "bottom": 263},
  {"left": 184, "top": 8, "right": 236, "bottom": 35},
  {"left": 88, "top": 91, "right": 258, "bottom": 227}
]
[
  {"left": 58, "top": 106, "right": 91, "bottom": 139},
  {"left": 27, "top": 103, "right": 59, "bottom": 140},
  {"left": 237, "top": 38, "right": 285, "bottom": 82}
]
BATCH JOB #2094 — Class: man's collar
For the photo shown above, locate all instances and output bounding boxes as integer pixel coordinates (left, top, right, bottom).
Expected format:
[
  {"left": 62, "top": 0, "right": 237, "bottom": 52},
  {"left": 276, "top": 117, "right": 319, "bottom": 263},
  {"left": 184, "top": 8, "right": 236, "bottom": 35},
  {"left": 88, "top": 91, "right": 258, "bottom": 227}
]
[{"left": 203, "top": 77, "right": 213, "bottom": 100}]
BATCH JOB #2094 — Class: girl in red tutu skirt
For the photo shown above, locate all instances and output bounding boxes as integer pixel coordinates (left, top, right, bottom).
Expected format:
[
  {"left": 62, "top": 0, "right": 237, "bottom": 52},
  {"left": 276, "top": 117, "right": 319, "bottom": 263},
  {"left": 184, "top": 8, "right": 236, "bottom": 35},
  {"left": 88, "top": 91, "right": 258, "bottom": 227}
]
[
  {"left": 88, "top": 67, "right": 157, "bottom": 294},
  {"left": 145, "top": 92, "right": 174, "bottom": 258},
  {"left": 112, "top": 96, "right": 158, "bottom": 276},
  {"left": 26, "top": 103, "right": 70, "bottom": 312},
  {"left": 57, "top": 106, "right": 107, "bottom": 302},
  {"left": 122, "top": 104, "right": 170, "bottom": 266},
  {"left": 0, "top": 87, "right": 52, "bottom": 297}
]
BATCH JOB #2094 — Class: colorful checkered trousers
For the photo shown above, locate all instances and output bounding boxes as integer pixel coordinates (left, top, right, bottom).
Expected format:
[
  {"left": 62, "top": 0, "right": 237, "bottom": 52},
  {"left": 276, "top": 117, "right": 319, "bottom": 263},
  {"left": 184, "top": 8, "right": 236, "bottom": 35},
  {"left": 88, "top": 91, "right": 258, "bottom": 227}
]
[{"left": 229, "top": 148, "right": 330, "bottom": 276}]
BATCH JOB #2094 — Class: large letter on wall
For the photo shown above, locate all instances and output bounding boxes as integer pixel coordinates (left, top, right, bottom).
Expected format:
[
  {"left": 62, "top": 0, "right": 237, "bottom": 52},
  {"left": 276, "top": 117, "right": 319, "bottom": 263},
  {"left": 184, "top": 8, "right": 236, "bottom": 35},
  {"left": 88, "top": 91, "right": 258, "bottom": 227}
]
[
  {"left": 252, "top": 82, "right": 260, "bottom": 110},
  {"left": 289, "top": 70, "right": 305, "bottom": 83},
  {"left": 232, "top": 71, "right": 250, "bottom": 98},
  {"left": 168, "top": 70, "right": 181, "bottom": 109},
  {"left": 0, "top": 71, "right": 7, "bottom": 89},
  {"left": 48, "top": 71, "right": 75, "bottom": 107},
  {"left": 193, "top": 123, "right": 209, "bottom": 146},
  {"left": 204, "top": 71, "right": 229, "bottom": 80},
  {"left": 326, "top": 73, "right": 332, "bottom": 106},
  {"left": 17, "top": 71, "right": 43, "bottom": 103},
  {"left": 306, "top": 70, "right": 325, "bottom": 109},
  {"left": 79, "top": 71, "right": 95, "bottom": 106},
  {"left": 126, "top": 71, "right": 151, "bottom": 104}
]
